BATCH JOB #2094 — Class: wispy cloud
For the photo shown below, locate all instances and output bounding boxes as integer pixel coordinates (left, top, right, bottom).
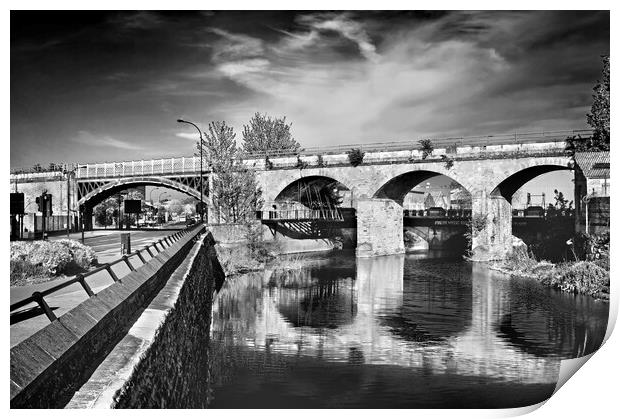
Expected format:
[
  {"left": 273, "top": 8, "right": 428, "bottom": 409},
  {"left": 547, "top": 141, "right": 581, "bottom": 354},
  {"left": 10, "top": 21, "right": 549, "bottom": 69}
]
[
  {"left": 175, "top": 132, "right": 200, "bottom": 141},
  {"left": 298, "top": 13, "right": 380, "bottom": 62},
  {"left": 72, "top": 130, "right": 143, "bottom": 150},
  {"left": 210, "top": 28, "right": 265, "bottom": 60}
]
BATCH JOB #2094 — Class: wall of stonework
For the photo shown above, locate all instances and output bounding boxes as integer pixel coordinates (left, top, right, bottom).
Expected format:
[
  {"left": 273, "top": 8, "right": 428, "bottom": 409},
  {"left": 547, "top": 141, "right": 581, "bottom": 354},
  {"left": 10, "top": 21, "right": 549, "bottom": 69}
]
[
  {"left": 9, "top": 226, "right": 204, "bottom": 408},
  {"left": 112, "top": 232, "right": 224, "bottom": 408},
  {"left": 586, "top": 197, "right": 610, "bottom": 235},
  {"left": 356, "top": 199, "right": 404, "bottom": 257},
  {"left": 470, "top": 192, "right": 513, "bottom": 261}
]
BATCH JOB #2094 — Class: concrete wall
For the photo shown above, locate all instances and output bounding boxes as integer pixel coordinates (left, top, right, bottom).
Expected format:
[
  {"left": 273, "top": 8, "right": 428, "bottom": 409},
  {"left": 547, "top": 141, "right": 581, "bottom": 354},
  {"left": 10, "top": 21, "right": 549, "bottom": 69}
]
[
  {"left": 113, "top": 232, "right": 224, "bottom": 408},
  {"left": 9, "top": 226, "right": 205, "bottom": 408}
]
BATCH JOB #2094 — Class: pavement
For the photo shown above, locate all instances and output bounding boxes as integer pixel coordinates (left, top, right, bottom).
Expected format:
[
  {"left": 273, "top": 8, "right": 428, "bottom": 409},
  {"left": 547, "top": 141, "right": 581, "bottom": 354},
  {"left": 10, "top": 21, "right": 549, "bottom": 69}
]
[{"left": 10, "top": 226, "right": 184, "bottom": 348}]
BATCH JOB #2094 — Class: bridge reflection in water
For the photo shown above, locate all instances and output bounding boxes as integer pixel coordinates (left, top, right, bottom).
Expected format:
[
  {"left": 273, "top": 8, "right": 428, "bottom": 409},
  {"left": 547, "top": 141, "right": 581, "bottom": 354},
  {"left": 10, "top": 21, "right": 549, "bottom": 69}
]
[{"left": 209, "top": 253, "right": 607, "bottom": 408}]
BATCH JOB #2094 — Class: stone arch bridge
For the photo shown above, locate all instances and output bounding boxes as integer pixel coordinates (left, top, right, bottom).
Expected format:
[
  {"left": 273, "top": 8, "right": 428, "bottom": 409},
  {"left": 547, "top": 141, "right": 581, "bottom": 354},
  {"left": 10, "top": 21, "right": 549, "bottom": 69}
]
[{"left": 10, "top": 130, "right": 588, "bottom": 260}]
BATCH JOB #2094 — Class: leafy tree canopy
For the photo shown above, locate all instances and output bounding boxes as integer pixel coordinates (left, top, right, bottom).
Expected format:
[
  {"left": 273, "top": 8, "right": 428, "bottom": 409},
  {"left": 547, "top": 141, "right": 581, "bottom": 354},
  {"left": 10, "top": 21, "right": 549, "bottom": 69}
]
[
  {"left": 241, "top": 112, "right": 300, "bottom": 154},
  {"left": 567, "top": 55, "right": 610, "bottom": 152},
  {"left": 198, "top": 120, "right": 262, "bottom": 223}
]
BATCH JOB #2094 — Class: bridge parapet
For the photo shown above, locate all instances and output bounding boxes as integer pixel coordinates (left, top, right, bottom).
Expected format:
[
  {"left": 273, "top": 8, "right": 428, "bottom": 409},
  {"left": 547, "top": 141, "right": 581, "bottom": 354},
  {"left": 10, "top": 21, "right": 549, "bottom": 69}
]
[
  {"left": 9, "top": 130, "right": 589, "bottom": 180},
  {"left": 75, "top": 156, "right": 204, "bottom": 179}
]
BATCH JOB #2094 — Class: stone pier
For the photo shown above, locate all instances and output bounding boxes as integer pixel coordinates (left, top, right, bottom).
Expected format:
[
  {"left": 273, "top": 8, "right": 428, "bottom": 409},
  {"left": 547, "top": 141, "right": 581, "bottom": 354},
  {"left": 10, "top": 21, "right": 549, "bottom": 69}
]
[
  {"left": 470, "top": 191, "right": 513, "bottom": 261},
  {"left": 356, "top": 199, "right": 405, "bottom": 258}
]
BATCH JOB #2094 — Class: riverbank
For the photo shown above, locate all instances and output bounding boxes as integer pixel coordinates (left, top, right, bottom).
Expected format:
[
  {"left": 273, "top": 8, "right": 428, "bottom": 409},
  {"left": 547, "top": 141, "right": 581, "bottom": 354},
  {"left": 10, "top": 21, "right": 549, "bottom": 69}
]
[{"left": 488, "top": 248, "right": 610, "bottom": 301}]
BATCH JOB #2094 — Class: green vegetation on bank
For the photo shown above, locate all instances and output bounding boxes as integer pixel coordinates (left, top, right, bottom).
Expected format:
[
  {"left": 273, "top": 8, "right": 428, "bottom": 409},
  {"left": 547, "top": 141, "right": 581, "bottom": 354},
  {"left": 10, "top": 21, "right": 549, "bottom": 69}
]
[
  {"left": 10, "top": 239, "right": 98, "bottom": 286},
  {"left": 491, "top": 233, "right": 610, "bottom": 301},
  {"left": 214, "top": 224, "right": 280, "bottom": 276}
]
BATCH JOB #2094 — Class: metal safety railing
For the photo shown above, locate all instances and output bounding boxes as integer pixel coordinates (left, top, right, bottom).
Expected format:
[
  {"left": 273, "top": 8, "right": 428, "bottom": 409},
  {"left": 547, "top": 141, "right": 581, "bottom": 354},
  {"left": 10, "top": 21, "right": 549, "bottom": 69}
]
[
  {"left": 10, "top": 129, "right": 593, "bottom": 178},
  {"left": 240, "top": 129, "right": 593, "bottom": 158},
  {"left": 10, "top": 225, "right": 205, "bottom": 323},
  {"left": 75, "top": 156, "right": 205, "bottom": 179},
  {"left": 404, "top": 209, "right": 472, "bottom": 218},
  {"left": 256, "top": 208, "right": 344, "bottom": 221}
]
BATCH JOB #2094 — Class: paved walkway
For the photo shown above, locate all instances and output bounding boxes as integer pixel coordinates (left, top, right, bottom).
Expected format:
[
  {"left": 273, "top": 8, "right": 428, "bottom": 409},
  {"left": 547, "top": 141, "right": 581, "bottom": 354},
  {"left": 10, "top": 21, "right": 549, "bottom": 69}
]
[{"left": 10, "top": 228, "right": 183, "bottom": 347}]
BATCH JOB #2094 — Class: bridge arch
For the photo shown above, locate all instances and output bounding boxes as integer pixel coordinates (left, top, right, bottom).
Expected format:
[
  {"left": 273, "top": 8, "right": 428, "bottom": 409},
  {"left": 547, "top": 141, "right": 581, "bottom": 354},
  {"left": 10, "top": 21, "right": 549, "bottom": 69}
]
[
  {"left": 259, "top": 169, "right": 353, "bottom": 204},
  {"left": 489, "top": 156, "right": 573, "bottom": 202},
  {"left": 78, "top": 176, "right": 202, "bottom": 208},
  {"left": 372, "top": 169, "right": 472, "bottom": 205},
  {"left": 267, "top": 173, "right": 353, "bottom": 209}
]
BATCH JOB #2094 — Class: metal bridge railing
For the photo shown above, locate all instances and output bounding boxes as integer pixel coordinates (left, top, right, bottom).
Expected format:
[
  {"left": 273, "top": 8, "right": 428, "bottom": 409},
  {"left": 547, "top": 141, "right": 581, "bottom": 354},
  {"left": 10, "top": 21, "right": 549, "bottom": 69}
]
[
  {"left": 10, "top": 129, "right": 592, "bottom": 178},
  {"left": 75, "top": 156, "right": 203, "bottom": 179},
  {"left": 10, "top": 225, "right": 204, "bottom": 324},
  {"left": 256, "top": 209, "right": 344, "bottom": 221},
  {"left": 240, "top": 129, "right": 593, "bottom": 158}
]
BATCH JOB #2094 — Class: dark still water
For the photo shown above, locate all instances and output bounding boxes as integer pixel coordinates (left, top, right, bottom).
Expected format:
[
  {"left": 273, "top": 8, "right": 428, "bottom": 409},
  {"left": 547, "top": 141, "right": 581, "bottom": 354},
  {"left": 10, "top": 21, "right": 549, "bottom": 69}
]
[{"left": 207, "top": 252, "right": 608, "bottom": 409}]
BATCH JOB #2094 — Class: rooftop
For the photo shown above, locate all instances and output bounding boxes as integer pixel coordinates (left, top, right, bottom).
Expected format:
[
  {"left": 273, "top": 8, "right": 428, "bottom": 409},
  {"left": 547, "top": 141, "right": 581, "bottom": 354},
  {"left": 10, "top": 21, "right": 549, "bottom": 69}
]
[{"left": 574, "top": 151, "right": 610, "bottom": 179}]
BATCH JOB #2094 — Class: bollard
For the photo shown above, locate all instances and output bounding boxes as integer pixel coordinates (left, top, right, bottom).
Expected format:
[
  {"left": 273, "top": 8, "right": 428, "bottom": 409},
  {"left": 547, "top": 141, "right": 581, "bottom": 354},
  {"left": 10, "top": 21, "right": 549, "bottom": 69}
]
[{"left": 120, "top": 233, "right": 131, "bottom": 255}]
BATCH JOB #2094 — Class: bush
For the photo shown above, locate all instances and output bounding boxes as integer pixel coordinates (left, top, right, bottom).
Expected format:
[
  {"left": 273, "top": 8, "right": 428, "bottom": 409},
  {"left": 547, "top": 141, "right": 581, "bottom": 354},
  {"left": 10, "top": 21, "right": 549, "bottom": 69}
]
[
  {"left": 316, "top": 155, "right": 324, "bottom": 167},
  {"left": 295, "top": 155, "right": 308, "bottom": 170},
  {"left": 418, "top": 139, "right": 434, "bottom": 159},
  {"left": 264, "top": 156, "right": 273, "bottom": 170},
  {"left": 502, "top": 246, "right": 539, "bottom": 273},
  {"left": 245, "top": 223, "right": 276, "bottom": 262},
  {"left": 10, "top": 239, "right": 97, "bottom": 286},
  {"left": 573, "top": 232, "right": 610, "bottom": 261},
  {"left": 347, "top": 148, "right": 365, "bottom": 167},
  {"left": 554, "top": 262, "right": 609, "bottom": 297}
]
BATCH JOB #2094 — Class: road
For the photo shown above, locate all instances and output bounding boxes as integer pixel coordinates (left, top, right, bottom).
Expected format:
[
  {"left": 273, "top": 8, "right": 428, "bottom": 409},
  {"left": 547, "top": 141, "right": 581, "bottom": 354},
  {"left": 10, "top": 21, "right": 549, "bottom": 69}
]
[{"left": 10, "top": 226, "right": 185, "bottom": 347}]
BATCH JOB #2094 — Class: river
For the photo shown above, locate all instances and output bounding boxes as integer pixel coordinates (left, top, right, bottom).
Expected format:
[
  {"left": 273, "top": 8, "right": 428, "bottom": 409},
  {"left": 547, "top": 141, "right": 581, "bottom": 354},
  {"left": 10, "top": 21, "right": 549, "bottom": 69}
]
[{"left": 207, "top": 251, "right": 608, "bottom": 408}]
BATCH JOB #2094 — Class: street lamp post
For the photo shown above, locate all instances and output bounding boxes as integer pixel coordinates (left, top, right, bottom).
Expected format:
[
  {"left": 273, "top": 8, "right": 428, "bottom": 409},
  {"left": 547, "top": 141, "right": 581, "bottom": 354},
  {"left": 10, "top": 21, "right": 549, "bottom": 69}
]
[{"left": 177, "top": 119, "right": 205, "bottom": 223}]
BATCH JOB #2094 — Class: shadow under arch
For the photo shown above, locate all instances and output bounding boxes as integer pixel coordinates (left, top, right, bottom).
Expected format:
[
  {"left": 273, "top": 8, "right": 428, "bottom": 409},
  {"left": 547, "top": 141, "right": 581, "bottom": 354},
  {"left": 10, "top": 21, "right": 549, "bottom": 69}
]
[
  {"left": 274, "top": 175, "right": 351, "bottom": 205},
  {"left": 490, "top": 165, "right": 572, "bottom": 203},
  {"left": 78, "top": 177, "right": 201, "bottom": 209},
  {"left": 372, "top": 170, "right": 471, "bottom": 205}
]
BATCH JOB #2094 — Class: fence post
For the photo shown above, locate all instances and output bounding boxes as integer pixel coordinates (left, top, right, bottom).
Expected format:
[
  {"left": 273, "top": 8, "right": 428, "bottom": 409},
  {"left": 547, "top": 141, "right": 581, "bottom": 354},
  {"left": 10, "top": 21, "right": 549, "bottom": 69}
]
[
  {"left": 136, "top": 250, "right": 147, "bottom": 264},
  {"left": 76, "top": 274, "right": 94, "bottom": 297},
  {"left": 32, "top": 291, "right": 57, "bottom": 322},
  {"left": 105, "top": 264, "right": 120, "bottom": 282},
  {"left": 123, "top": 255, "right": 135, "bottom": 271}
]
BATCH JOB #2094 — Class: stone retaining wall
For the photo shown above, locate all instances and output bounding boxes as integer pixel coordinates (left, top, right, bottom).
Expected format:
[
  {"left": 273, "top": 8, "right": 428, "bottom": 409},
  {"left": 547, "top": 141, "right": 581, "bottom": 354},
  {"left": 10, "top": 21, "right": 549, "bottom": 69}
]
[
  {"left": 9, "top": 225, "right": 205, "bottom": 408},
  {"left": 112, "top": 232, "right": 224, "bottom": 408}
]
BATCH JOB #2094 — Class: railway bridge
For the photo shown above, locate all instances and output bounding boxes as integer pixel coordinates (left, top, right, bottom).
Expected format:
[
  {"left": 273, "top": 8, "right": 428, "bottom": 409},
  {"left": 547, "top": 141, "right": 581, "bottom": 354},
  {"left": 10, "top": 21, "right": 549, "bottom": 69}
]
[{"left": 10, "top": 130, "right": 590, "bottom": 261}]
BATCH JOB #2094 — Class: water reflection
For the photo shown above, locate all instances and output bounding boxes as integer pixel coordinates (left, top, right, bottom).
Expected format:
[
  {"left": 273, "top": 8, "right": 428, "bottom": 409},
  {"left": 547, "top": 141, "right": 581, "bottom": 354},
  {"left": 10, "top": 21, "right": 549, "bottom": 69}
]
[{"left": 209, "top": 252, "right": 608, "bottom": 408}]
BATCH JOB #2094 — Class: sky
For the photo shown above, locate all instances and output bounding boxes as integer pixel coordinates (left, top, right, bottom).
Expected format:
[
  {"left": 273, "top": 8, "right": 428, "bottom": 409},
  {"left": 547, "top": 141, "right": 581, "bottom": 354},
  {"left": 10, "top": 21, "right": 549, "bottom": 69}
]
[{"left": 10, "top": 10, "right": 609, "bottom": 201}]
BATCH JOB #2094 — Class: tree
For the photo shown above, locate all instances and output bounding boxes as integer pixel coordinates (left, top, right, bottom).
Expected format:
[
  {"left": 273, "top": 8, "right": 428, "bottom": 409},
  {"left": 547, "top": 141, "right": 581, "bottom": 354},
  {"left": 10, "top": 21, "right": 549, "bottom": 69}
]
[
  {"left": 241, "top": 112, "right": 300, "bottom": 154},
  {"left": 201, "top": 121, "right": 262, "bottom": 223},
  {"left": 93, "top": 197, "right": 117, "bottom": 227},
  {"left": 586, "top": 55, "right": 610, "bottom": 149},
  {"left": 566, "top": 56, "right": 610, "bottom": 152},
  {"left": 553, "top": 189, "right": 573, "bottom": 211},
  {"left": 166, "top": 199, "right": 183, "bottom": 216}
]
